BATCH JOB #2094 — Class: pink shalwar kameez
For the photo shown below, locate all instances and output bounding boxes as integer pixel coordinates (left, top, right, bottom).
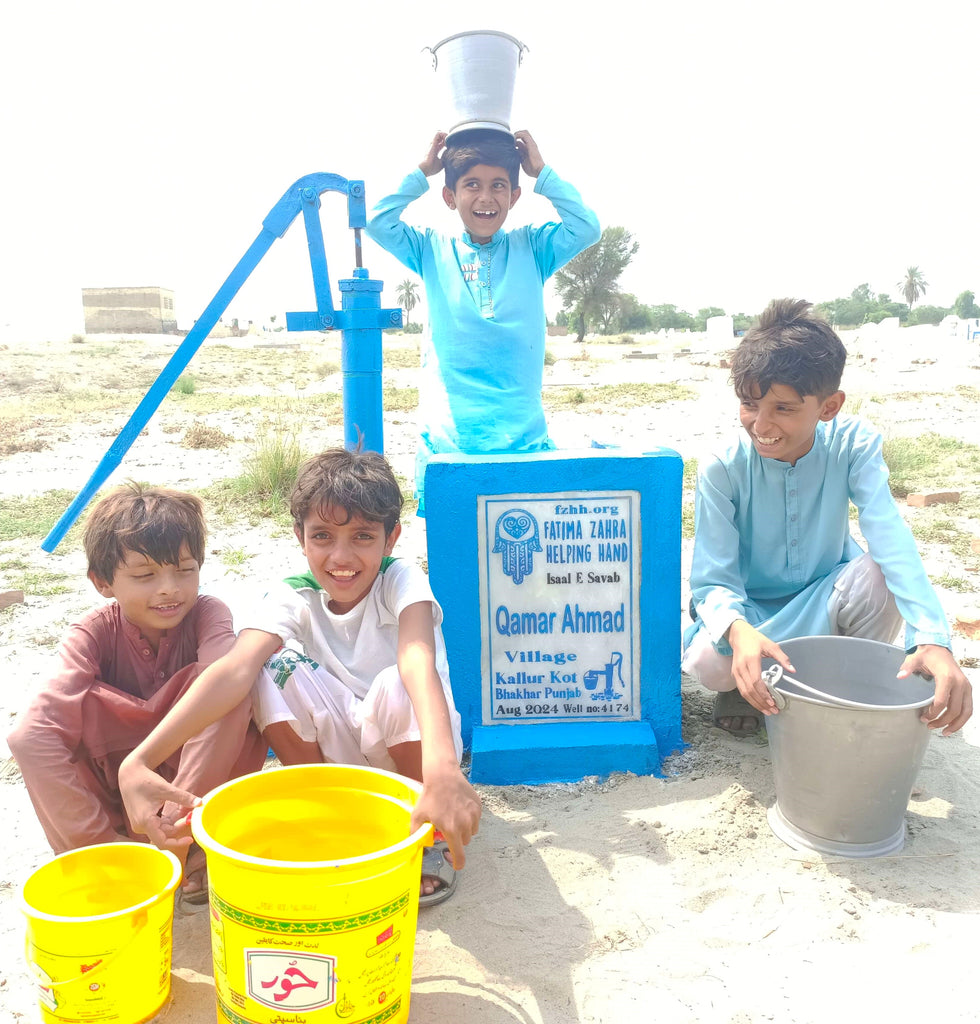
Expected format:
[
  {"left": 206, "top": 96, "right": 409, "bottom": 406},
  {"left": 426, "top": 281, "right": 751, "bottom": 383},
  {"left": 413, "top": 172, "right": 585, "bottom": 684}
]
[{"left": 7, "top": 595, "right": 266, "bottom": 852}]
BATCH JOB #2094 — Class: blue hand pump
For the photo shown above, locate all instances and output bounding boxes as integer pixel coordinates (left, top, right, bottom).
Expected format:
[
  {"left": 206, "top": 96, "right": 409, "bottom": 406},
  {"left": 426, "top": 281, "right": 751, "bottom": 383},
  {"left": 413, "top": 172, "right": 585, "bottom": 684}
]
[{"left": 41, "top": 173, "right": 401, "bottom": 552}]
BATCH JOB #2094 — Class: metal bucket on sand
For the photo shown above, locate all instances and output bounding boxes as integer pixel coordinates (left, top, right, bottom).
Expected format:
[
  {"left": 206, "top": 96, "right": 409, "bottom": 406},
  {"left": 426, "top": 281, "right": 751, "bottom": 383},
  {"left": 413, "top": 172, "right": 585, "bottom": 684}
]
[{"left": 762, "top": 635, "right": 933, "bottom": 858}]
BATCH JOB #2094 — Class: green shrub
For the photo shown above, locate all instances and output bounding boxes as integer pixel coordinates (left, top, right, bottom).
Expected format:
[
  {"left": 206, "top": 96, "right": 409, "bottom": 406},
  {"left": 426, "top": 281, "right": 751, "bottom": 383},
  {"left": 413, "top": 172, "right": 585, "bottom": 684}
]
[
  {"left": 236, "top": 421, "right": 305, "bottom": 516},
  {"left": 0, "top": 489, "right": 85, "bottom": 543},
  {"left": 6, "top": 568, "right": 73, "bottom": 596},
  {"left": 882, "top": 434, "right": 980, "bottom": 497},
  {"left": 930, "top": 573, "right": 977, "bottom": 594},
  {"left": 172, "top": 374, "right": 196, "bottom": 395},
  {"left": 219, "top": 547, "right": 250, "bottom": 569}
]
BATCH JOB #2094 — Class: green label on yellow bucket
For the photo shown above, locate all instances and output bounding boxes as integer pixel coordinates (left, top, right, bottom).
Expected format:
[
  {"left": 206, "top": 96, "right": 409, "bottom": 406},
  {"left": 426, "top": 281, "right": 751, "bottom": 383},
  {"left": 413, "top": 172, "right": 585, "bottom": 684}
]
[
  {"left": 194, "top": 764, "right": 432, "bottom": 1024},
  {"left": 208, "top": 866, "right": 419, "bottom": 1022}
]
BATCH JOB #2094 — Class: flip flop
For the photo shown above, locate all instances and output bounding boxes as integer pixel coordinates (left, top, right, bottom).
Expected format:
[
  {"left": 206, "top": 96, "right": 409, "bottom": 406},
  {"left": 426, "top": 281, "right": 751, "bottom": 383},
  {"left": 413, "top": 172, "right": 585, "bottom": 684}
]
[
  {"left": 712, "top": 689, "right": 764, "bottom": 737},
  {"left": 178, "top": 880, "right": 209, "bottom": 909},
  {"left": 419, "top": 840, "right": 457, "bottom": 908},
  {"left": 177, "top": 845, "right": 209, "bottom": 909}
]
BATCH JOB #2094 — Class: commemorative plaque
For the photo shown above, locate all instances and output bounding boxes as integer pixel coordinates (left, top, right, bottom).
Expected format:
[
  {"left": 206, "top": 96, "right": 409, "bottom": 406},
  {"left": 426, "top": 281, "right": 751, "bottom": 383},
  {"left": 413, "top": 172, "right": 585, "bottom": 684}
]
[
  {"left": 426, "top": 449, "right": 682, "bottom": 784},
  {"left": 479, "top": 492, "right": 640, "bottom": 725}
]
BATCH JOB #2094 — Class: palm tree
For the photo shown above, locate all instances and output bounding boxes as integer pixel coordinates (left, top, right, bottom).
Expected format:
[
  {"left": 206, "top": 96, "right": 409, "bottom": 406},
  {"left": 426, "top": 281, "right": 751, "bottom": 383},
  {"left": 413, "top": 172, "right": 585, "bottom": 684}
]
[
  {"left": 395, "top": 279, "right": 420, "bottom": 328},
  {"left": 898, "top": 266, "right": 928, "bottom": 312}
]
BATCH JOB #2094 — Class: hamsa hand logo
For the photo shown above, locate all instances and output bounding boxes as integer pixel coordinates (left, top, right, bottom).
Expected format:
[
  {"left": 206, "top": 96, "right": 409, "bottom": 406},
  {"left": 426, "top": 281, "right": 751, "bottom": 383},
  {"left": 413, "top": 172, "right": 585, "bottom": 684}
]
[{"left": 492, "top": 509, "right": 541, "bottom": 585}]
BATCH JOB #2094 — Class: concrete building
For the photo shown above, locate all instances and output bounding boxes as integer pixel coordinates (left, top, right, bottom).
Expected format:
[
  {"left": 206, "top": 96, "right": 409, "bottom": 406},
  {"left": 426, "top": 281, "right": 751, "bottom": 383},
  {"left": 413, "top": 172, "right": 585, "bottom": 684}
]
[{"left": 82, "top": 286, "right": 177, "bottom": 334}]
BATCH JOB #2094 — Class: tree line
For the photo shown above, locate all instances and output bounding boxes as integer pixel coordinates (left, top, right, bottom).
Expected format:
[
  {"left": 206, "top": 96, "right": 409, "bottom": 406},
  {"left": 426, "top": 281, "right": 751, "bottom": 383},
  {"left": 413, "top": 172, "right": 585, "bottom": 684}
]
[
  {"left": 551, "top": 232, "right": 980, "bottom": 341},
  {"left": 814, "top": 280, "right": 979, "bottom": 332},
  {"left": 393, "top": 232, "right": 980, "bottom": 342}
]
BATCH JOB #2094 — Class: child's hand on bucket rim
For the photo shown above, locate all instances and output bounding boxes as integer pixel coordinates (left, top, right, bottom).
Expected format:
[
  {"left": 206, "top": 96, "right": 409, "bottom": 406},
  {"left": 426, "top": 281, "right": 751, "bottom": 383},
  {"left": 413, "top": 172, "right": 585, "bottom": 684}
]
[
  {"left": 727, "top": 619, "right": 796, "bottom": 715},
  {"left": 899, "top": 644, "right": 974, "bottom": 735},
  {"left": 513, "top": 130, "right": 545, "bottom": 178},
  {"left": 119, "top": 753, "right": 201, "bottom": 853},
  {"left": 143, "top": 807, "right": 198, "bottom": 858},
  {"left": 419, "top": 132, "right": 448, "bottom": 177},
  {"left": 410, "top": 765, "right": 482, "bottom": 870}
]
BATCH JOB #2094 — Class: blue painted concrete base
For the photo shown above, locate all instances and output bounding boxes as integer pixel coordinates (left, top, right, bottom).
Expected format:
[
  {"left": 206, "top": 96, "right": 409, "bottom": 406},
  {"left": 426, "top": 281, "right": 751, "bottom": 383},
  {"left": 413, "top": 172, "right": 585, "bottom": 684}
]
[{"left": 470, "top": 721, "right": 661, "bottom": 785}]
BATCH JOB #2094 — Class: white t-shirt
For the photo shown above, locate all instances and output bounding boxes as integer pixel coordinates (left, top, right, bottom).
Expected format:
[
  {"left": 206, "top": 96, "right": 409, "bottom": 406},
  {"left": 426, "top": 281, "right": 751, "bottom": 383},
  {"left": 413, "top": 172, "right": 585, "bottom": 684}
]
[{"left": 238, "top": 558, "right": 451, "bottom": 698}]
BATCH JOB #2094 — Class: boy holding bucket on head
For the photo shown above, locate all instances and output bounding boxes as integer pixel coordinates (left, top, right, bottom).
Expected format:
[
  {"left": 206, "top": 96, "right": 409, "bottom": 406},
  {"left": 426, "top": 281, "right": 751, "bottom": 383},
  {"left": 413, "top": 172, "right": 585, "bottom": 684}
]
[
  {"left": 682, "top": 298, "right": 973, "bottom": 736},
  {"left": 6, "top": 484, "right": 266, "bottom": 899},
  {"left": 366, "top": 128, "right": 601, "bottom": 514},
  {"left": 119, "top": 448, "right": 480, "bottom": 905}
]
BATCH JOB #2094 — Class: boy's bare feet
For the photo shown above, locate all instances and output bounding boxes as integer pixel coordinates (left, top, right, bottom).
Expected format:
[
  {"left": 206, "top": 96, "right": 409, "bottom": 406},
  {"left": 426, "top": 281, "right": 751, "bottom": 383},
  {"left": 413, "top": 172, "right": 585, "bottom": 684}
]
[{"left": 713, "top": 690, "right": 764, "bottom": 737}]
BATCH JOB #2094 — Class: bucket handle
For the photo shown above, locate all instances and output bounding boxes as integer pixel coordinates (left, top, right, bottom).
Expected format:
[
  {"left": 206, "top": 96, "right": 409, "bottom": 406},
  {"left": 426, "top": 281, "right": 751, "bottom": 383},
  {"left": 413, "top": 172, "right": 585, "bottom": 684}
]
[
  {"left": 762, "top": 665, "right": 788, "bottom": 710},
  {"left": 422, "top": 37, "right": 529, "bottom": 71},
  {"left": 763, "top": 661, "right": 931, "bottom": 711},
  {"left": 24, "top": 907, "right": 148, "bottom": 990}
]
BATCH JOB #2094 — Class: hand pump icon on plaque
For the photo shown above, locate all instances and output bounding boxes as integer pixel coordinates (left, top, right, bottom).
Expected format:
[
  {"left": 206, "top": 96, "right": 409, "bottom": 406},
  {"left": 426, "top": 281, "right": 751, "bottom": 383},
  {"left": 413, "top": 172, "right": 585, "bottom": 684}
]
[{"left": 584, "top": 652, "right": 625, "bottom": 700}]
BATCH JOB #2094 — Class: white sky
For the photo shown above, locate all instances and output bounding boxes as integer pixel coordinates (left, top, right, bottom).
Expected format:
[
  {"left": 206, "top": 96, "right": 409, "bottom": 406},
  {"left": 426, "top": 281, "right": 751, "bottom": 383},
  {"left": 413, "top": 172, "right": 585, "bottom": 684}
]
[{"left": 2, "top": 0, "right": 977, "bottom": 338}]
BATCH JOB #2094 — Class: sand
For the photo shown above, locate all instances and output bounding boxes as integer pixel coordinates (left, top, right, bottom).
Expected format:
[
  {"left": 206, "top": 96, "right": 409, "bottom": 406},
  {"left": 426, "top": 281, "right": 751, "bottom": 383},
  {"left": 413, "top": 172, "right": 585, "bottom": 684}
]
[{"left": 1, "top": 322, "right": 979, "bottom": 1023}]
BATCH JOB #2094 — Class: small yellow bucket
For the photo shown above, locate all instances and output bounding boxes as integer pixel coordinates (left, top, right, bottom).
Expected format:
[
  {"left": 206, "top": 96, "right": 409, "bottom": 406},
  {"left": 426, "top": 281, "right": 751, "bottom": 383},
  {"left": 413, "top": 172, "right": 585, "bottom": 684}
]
[
  {"left": 192, "top": 764, "right": 432, "bottom": 1024},
  {"left": 20, "top": 841, "right": 182, "bottom": 1024}
]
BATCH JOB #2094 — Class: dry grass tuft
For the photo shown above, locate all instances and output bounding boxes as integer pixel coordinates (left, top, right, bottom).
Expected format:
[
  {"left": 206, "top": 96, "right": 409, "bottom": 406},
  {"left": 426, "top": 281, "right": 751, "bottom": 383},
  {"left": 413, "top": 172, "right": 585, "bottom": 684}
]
[
  {"left": 182, "top": 423, "right": 234, "bottom": 449},
  {"left": 0, "top": 416, "right": 51, "bottom": 456}
]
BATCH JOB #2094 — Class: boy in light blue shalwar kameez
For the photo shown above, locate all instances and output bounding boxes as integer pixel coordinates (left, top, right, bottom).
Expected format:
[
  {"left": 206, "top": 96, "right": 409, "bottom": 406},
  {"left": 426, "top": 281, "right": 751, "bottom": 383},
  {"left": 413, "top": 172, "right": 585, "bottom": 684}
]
[
  {"left": 682, "top": 298, "right": 973, "bottom": 737},
  {"left": 366, "top": 128, "right": 600, "bottom": 513}
]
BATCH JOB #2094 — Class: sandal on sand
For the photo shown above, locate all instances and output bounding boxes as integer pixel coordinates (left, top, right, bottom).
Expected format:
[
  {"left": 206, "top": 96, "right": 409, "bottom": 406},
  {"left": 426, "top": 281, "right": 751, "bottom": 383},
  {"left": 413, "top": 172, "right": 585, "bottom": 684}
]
[
  {"left": 177, "top": 845, "right": 209, "bottom": 909},
  {"left": 419, "top": 840, "right": 457, "bottom": 908},
  {"left": 713, "top": 690, "right": 763, "bottom": 737},
  {"left": 178, "top": 874, "right": 209, "bottom": 908}
]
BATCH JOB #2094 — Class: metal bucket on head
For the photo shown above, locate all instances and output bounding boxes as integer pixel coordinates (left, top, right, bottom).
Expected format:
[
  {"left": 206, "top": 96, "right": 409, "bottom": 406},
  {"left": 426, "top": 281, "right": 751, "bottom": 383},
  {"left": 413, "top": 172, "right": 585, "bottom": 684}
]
[
  {"left": 425, "top": 29, "right": 527, "bottom": 141},
  {"left": 762, "top": 635, "right": 934, "bottom": 858}
]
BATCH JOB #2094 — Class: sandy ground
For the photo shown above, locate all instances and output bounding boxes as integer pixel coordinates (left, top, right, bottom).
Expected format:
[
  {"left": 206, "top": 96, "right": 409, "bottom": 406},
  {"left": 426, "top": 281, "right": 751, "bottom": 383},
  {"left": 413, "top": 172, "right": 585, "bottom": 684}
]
[{"left": 2, "top": 322, "right": 980, "bottom": 1023}]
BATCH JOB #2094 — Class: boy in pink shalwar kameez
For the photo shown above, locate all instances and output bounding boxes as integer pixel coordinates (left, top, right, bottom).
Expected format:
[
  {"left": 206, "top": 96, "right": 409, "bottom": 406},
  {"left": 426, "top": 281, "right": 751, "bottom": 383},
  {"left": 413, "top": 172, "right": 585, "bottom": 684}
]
[{"left": 7, "top": 484, "right": 266, "bottom": 896}]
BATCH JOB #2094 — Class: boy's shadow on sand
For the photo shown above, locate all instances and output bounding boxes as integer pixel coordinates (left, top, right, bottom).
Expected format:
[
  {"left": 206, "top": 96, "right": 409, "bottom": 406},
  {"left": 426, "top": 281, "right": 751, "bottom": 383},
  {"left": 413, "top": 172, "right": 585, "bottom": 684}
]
[
  {"left": 410, "top": 797, "right": 593, "bottom": 1024},
  {"left": 164, "top": 798, "right": 592, "bottom": 1024},
  {"left": 822, "top": 734, "right": 980, "bottom": 914},
  {"left": 410, "top": 979, "right": 541, "bottom": 1023},
  {"left": 409, "top": 747, "right": 759, "bottom": 1024}
]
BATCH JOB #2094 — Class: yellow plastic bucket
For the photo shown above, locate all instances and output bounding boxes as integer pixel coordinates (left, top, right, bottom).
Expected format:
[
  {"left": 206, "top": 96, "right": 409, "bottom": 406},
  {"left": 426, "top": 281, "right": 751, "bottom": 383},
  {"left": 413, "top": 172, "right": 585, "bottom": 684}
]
[
  {"left": 20, "top": 841, "right": 182, "bottom": 1024},
  {"left": 192, "top": 764, "right": 432, "bottom": 1024}
]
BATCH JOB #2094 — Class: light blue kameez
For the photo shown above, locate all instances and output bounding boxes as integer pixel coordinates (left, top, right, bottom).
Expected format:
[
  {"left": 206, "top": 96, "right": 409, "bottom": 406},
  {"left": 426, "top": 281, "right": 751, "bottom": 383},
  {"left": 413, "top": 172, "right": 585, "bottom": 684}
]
[
  {"left": 685, "top": 416, "right": 952, "bottom": 655},
  {"left": 366, "top": 166, "right": 600, "bottom": 511}
]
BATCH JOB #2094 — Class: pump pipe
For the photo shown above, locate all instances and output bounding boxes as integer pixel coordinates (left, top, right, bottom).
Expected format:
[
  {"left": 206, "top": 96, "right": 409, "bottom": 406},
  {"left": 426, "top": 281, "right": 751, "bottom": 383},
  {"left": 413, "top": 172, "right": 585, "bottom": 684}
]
[{"left": 42, "top": 173, "right": 400, "bottom": 552}]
